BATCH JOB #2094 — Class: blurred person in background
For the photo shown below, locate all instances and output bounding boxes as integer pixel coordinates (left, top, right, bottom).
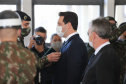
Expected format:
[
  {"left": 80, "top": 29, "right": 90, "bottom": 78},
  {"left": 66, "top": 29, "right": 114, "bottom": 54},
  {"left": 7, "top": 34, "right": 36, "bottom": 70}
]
[
  {"left": 28, "top": 27, "right": 60, "bottom": 84},
  {"left": 50, "top": 33, "right": 62, "bottom": 51}
]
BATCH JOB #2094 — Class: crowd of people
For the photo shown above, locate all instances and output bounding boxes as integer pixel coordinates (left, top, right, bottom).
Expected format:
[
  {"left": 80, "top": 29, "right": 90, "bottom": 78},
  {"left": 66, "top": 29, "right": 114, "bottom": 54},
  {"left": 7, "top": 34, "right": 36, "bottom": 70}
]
[{"left": 0, "top": 10, "right": 125, "bottom": 84}]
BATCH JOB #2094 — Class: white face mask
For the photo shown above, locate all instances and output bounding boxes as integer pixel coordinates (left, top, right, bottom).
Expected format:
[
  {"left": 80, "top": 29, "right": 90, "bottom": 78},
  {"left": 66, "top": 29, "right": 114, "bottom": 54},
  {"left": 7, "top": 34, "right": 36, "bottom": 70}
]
[
  {"left": 56, "top": 26, "right": 64, "bottom": 37},
  {"left": 89, "top": 41, "right": 93, "bottom": 48},
  {"left": 51, "top": 41, "right": 62, "bottom": 50},
  {"left": 88, "top": 33, "right": 93, "bottom": 48},
  {"left": 56, "top": 25, "right": 68, "bottom": 37}
]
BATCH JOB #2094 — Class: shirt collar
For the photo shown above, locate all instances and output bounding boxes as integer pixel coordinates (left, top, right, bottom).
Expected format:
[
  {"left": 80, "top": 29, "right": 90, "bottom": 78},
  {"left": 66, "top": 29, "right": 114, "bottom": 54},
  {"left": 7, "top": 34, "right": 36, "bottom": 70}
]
[
  {"left": 65, "top": 32, "right": 78, "bottom": 42},
  {"left": 94, "top": 41, "right": 110, "bottom": 55}
]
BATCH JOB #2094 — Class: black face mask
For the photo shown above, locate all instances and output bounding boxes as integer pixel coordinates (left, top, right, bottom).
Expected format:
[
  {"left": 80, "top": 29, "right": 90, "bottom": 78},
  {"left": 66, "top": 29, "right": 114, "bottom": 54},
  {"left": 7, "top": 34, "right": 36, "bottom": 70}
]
[
  {"left": 21, "top": 27, "right": 31, "bottom": 37},
  {"left": 33, "top": 35, "right": 44, "bottom": 45}
]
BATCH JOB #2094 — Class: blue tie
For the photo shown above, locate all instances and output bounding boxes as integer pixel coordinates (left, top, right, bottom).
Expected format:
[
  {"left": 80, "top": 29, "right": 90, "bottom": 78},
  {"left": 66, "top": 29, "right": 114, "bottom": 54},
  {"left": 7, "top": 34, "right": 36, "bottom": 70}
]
[
  {"left": 88, "top": 53, "right": 95, "bottom": 64},
  {"left": 59, "top": 41, "right": 66, "bottom": 52}
]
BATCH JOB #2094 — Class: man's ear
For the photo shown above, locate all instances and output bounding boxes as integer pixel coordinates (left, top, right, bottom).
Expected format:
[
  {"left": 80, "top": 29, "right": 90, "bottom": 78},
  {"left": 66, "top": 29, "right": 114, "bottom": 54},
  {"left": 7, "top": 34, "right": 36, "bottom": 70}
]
[
  {"left": 94, "top": 32, "right": 100, "bottom": 39},
  {"left": 92, "top": 32, "right": 97, "bottom": 40},
  {"left": 66, "top": 22, "right": 71, "bottom": 29}
]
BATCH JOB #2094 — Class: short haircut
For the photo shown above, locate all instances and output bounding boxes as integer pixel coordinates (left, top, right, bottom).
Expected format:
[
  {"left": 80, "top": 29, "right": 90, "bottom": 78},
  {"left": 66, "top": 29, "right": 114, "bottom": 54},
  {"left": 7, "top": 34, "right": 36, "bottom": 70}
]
[
  {"left": 50, "top": 33, "right": 58, "bottom": 41},
  {"left": 90, "top": 17, "right": 112, "bottom": 39},
  {"left": 34, "top": 26, "right": 46, "bottom": 33},
  {"left": 59, "top": 11, "right": 78, "bottom": 30}
]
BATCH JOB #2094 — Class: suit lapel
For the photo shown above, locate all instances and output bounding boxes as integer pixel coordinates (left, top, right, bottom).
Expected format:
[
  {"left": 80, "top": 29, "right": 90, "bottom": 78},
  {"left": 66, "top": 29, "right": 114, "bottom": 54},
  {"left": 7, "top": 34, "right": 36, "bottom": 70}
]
[
  {"left": 60, "top": 34, "right": 79, "bottom": 52},
  {"left": 84, "top": 44, "right": 111, "bottom": 77},
  {"left": 87, "top": 44, "right": 110, "bottom": 66}
]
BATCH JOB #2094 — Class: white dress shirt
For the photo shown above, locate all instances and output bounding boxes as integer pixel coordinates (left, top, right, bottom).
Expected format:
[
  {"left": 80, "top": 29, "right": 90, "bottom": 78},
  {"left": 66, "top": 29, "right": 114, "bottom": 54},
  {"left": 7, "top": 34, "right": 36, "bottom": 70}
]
[
  {"left": 65, "top": 32, "right": 78, "bottom": 42},
  {"left": 94, "top": 41, "right": 110, "bottom": 55}
]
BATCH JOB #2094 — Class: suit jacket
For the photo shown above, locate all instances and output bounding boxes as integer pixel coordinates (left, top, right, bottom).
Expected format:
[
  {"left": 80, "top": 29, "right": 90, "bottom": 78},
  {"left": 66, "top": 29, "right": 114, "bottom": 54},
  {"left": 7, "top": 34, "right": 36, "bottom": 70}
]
[
  {"left": 81, "top": 44, "right": 120, "bottom": 84},
  {"left": 52, "top": 34, "right": 88, "bottom": 84}
]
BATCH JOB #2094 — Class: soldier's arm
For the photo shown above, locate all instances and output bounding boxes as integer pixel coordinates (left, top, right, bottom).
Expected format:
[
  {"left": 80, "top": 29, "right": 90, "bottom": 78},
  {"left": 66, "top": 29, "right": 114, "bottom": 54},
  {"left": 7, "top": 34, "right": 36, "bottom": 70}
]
[
  {"left": 39, "top": 52, "right": 61, "bottom": 68},
  {"left": 38, "top": 56, "right": 49, "bottom": 69},
  {"left": 110, "top": 24, "right": 126, "bottom": 42}
]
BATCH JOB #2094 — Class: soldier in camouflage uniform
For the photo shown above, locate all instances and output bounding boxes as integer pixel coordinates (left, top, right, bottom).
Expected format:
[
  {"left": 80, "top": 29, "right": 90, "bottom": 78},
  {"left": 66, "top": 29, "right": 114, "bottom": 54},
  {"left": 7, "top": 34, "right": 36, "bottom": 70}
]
[
  {"left": 0, "top": 10, "right": 37, "bottom": 84},
  {"left": 110, "top": 23, "right": 126, "bottom": 84},
  {"left": 0, "top": 10, "right": 61, "bottom": 84},
  {"left": 105, "top": 16, "right": 117, "bottom": 31},
  {"left": 16, "top": 11, "right": 31, "bottom": 47}
]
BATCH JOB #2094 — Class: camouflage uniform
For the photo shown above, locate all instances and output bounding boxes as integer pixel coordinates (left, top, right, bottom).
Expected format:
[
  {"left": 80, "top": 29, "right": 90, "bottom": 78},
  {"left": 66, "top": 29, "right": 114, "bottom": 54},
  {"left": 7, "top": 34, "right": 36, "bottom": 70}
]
[
  {"left": 0, "top": 42, "right": 48, "bottom": 84},
  {"left": 110, "top": 24, "right": 126, "bottom": 84},
  {"left": 17, "top": 37, "right": 25, "bottom": 47}
]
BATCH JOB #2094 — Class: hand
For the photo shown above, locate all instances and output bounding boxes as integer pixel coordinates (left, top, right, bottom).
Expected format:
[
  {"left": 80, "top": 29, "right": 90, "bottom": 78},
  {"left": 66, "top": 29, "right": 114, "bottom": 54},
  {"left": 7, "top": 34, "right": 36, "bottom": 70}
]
[
  {"left": 47, "top": 52, "right": 61, "bottom": 62},
  {"left": 28, "top": 36, "right": 35, "bottom": 49}
]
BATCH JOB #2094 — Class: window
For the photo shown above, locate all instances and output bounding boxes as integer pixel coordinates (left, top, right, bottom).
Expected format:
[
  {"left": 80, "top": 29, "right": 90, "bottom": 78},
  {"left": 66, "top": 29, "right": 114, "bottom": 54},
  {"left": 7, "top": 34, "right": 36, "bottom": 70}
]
[
  {"left": 115, "top": 5, "right": 126, "bottom": 27},
  {"left": 0, "top": 5, "right": 16, "bottom": 12},
  {"left": 34, "top": 5, "right": 100, "bottom": 43}
]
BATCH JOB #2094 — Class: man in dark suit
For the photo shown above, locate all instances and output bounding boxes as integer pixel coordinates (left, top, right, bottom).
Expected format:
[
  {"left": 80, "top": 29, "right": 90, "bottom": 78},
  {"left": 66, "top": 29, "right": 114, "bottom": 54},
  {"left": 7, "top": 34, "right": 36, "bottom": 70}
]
[
  {"left": 81, "top": 17, "right": 120, "bottom": 84},
  {"left": 53, "top": 12, "right": 88, "bottom": 84}
]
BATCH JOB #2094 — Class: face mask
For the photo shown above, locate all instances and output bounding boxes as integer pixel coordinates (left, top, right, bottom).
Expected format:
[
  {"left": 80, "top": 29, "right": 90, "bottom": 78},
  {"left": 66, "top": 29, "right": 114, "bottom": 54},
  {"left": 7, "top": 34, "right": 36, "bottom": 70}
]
[
  {"left": 89, "top": 41, "right": 93, "bottom": 48},
  {"left": 21, "top": 27, "right": 31, "bottom": 37},
  {"left": 56, "top": 26, "right": 68, "bottom": 37},
  {"left": 88, "top": 33, "right": 93, "bottom": 48},
  {"left": 51, "top": 41, "right": 62, "bottom": 50}
]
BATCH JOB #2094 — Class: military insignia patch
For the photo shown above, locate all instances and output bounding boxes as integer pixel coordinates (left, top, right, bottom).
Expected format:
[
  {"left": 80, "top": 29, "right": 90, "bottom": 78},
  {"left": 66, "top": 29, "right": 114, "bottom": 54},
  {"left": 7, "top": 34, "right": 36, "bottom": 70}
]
[{"left": 24, "top": 16, "right": 27, "bottom": 20}]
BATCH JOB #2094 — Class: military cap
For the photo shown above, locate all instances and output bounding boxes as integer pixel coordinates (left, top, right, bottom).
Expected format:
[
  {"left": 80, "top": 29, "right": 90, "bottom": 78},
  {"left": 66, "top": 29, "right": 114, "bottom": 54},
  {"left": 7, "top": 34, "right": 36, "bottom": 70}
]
[
  {"left": 16, "top": 11, "right": 31, "bottom": 21},
  {"left": 105, "top": 16, "right": 117, "bottom": 23},
  {"left": 119, "top": 22, "right": 126, "bottom": 28}
]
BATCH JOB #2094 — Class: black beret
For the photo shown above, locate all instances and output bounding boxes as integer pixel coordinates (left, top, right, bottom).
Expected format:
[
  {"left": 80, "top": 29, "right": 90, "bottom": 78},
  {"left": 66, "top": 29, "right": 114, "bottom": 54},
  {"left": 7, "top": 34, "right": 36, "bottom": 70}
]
[
  {"left": 105, "top": 16, "right": 117, "bottom": 23},
  {"left": 16, "top": 11, "right": 31, "bottom": 21}
]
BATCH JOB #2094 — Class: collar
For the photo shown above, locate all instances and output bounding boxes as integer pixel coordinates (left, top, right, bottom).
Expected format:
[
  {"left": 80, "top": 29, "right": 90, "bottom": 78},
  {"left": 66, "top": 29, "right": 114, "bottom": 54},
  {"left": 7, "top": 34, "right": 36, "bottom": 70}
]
[
  {"left": 94, "top": 41, "right": 110, "bottom": 55},
  {"left": 65, "top": 32, "right": 78, "bottom": 42}
]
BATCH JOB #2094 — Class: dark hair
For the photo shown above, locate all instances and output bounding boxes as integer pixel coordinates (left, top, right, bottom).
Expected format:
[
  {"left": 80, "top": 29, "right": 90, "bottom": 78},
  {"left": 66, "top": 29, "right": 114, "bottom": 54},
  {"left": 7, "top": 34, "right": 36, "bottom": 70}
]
[
  {"left": 90, "top": 17, "right": 111, "bottom": 39},
  {"left": 34, "top": 27, "right": 46, "bottom": 33},
  {"left": 50, "top": 33, "right": 58, "bottom": 41},
  {"left": 59, "top": 11, "right": 78, "bottom": 30}
]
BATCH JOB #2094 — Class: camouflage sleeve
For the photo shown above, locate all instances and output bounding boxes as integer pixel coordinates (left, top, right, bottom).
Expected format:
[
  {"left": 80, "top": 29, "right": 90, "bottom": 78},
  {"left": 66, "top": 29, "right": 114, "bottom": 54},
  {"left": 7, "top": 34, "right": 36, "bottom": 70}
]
[
  {"left": 110, "top": 24, "right": 126, "bottom": 42},
  {"left": 38, "top": 56, "right": 49, "bottom": 69}
]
